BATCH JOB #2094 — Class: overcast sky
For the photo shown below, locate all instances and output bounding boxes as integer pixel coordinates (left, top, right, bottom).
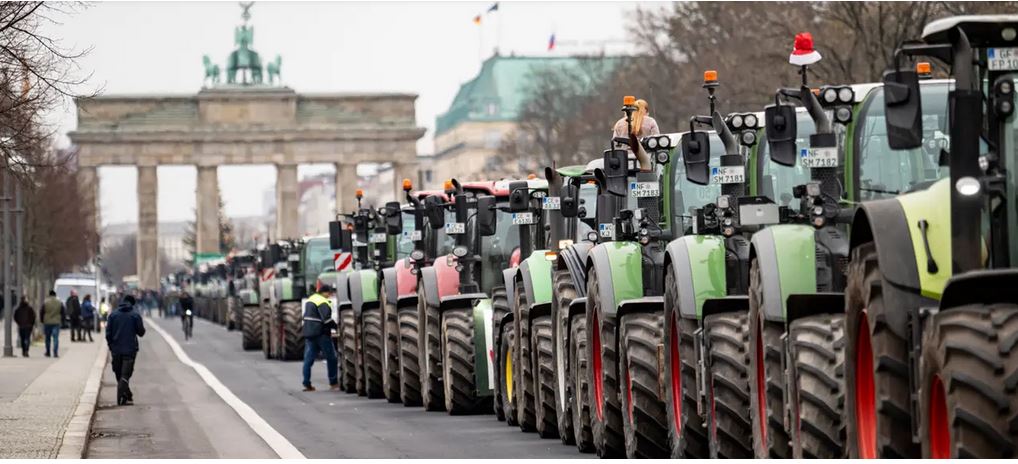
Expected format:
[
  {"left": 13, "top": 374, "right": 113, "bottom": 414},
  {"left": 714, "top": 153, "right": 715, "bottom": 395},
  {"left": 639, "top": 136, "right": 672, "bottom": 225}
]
[{"left": 44, "top": 1, "right": 648, "bottom": 225}]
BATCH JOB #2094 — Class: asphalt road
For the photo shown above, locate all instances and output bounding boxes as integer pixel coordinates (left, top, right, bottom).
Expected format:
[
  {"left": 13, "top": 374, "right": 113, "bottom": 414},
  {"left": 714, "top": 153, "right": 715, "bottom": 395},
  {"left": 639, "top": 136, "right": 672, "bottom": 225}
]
[{"left": 91, "top": 314, "right": 580, "bottom": 458}]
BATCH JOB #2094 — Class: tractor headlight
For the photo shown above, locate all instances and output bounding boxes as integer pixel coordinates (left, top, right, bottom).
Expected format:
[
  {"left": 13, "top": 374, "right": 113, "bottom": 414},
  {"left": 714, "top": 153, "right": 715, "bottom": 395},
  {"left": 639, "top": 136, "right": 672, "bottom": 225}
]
[
  {"left": 586, "top": 231, "right": 599, "bottom": 242},
  {"left": 730, "top": 114, "right": 744, "bottom": 129},
  {"left": 822, "top": 88, "right": 838, "bottom": 104},
  {"left": 717, "top": 195, "right": 730, "bottom": 209},
  {"left": 744, "top": 114, "right": 758, "bottom": 128},
  {"left": 647, "top": 137, "right": 658, "bottom": 149},
  {"left": 813, "top": 206, "right": 824, "bottom": 216},
  {"left": 835, "top": 106, "right": 853, "bottom": 124},
  {"left": 452, "top": 246, "right": 468, "bottom": 258},
  {"left": 655, "top": 150, "right": 670, "bottom": 164},
  {"left": 410, "top": 249, "right": 424, "bottom": 261},
  {"left": 740, "top": 130, "right": 757, "bottom": 147},
  {"left": 838, "top": 87, "right": 854, "bottom": 103},
  {"left": 806, "top": 181, "right": 822, "bottom": 197},
  {"left": 658, "top": 135, "right": 670, "bottom": 148}
]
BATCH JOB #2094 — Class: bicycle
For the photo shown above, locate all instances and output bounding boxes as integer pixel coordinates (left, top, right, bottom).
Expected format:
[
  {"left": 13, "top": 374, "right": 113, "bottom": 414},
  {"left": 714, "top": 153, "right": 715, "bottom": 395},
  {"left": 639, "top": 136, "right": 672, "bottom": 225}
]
[{"left": 183, "top": 309, "right": 194, "bottom": 340}]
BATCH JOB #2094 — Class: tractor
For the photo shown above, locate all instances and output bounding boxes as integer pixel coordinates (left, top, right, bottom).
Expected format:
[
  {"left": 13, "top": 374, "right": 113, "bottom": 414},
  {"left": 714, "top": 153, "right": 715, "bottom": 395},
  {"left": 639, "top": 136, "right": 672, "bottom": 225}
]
[
  {"left": 225, "top": 250, "right": 259, "bottom": 335},
  {"left": 843, "top": 15, "right": 1018, "bottom": 458},
  {"left": 262, "top": 234, "right": 337, "bottom": 361}
]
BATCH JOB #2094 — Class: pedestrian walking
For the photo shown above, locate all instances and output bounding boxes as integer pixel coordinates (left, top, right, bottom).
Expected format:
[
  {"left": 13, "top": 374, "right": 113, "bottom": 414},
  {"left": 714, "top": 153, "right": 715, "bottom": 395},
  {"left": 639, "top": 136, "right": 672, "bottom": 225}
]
[
  {"left": 40, "top": 290, "right": 64, "bottom": 357},
  {"left": 14, "top": 297, "right": 36, "bottom": 357},
  {"left": 301, "top": 284, "right": 339, "bottom": 392},
  {"left": 80, "top": 294, "right": 96, "bottom": 342},
  {"left": 98, "top": 297, "right": 110, "bottom": 334},
  {"left": 66, "top": 290, "right": 82, "bottom": 342},
  {"left": 105, "top": 294, "right": 146, "bottom": 406}
]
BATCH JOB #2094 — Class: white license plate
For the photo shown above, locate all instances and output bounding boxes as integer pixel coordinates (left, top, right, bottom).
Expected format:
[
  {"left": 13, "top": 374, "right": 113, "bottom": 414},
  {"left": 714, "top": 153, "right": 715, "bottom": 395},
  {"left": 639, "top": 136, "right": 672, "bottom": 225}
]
[
  {"left": 352, "top": 240, "right": 367, "bottom": 248},
  {"left": 629, "top": 181, "right": 660, "bottom": 197},
  {"left": 988, "top": 47, "right": 1018, "bottom": 71},
  {"left": 408, "top": 230, "right": 422, "bottom": 241},
  {"left": 711, "top": 166, "right": 745, "bottom": 184},
  {"left": 445, "top": 222, "right": 465, "bottom": 235},
  {"left": 370, "top": 233, "right": 387, "bottom": 243},
  {"left": 598, "top": 223, "right": 615, "bottom": 239},
  {"left": 512, "top": 212, "right": 536, "bottom": 225},
  {"left": 801, "top": 146, "right": 839, "bottom": 168},
  {"left": 542, "top": 196, "right": 561, "bottom": 210}
]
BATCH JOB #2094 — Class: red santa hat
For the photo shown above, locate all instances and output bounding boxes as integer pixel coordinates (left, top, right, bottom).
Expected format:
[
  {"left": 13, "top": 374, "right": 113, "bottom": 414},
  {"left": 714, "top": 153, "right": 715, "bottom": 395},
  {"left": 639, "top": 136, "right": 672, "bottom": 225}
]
[{"left": 789, "top": 32, "right": 822, "bottom": 66}]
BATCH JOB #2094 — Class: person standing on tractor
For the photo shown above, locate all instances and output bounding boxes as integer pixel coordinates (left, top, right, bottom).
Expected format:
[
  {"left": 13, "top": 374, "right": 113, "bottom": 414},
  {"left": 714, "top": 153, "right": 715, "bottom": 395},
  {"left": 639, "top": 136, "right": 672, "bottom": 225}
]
[
  {"left": 40, "top": 290, "right": 64, "bottom": 357},
  {"left": 106, "top": 294, "right": 146, "bottom": 406},
  {"left": 301, "top": 283, "right": 339, "bottom": 392},
  {"left": 612, "top": 98, "right": 659, "bottom": 169}
]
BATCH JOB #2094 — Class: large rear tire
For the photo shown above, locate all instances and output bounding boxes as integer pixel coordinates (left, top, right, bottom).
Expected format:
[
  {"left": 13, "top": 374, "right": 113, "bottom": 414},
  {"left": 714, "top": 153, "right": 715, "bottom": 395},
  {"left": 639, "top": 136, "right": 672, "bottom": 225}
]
[
  {"left": 515, "top": 283, "right": 538, "bottom": 432},
  {"left": 242, "top": 305, "right": 262, "bottom": 351},
  {"left": 704, "top": 312, "right": 753, "bottom": 458},
  {"left": 552, "top": 269, "right": 577, "bottom": 444},
  {"left": 381, "top": 288, "right": 401, "bottom": 403},
  {"left": 569, "top": 313, "right": 595, "bottom": 453},
  {"left": 619, "top": 311, "right": 668, "bottom": 458},
  {"left": 498, "top": 321, "right": 519, "bottom": 425},
  {"left": 362, "top": 309, "right": 385, "bottom": 399},
  {"left": 664, "top": 270, "right": 710, "bottom": 458},
  {"left": 586, "top": 268, "right": 624, "bottom": 457},
  {"left": 419, "top": 285, "right": 445, "bottom": 411},
  {"left": 844, "top": 242, "right": 916, "bottom": 458},
  {"left": 491, "top": 286, "right": 509, "bottom": 421},
  {"left": 919, "top": 303, "right": 1018, "bottom": 458},
  {"left": 261, "top": 305, "right": 274, "bottom": 359},
  {"left": 226, "top": 298, "right": 237, "bottom": 331},
  {"left": 532, "top": 315, "right": 559, "bottom": 438},
  {"left": 398, "top": 306, "right": 423, "bottom": 406},
  {"left": 442, "top": 308, "right": 485, "bottom": 414},
  {"left": 280, "top": 302, "right": 303, "bottom": 361},
  {"left": 788, "top": 313, "right": 846, "bottom": 458},
  {"left": 748, "top": 259, "right": 791, "bottom": 458},
  {"left": 340, "top": 309, "right": 358, "bottom": 393}
]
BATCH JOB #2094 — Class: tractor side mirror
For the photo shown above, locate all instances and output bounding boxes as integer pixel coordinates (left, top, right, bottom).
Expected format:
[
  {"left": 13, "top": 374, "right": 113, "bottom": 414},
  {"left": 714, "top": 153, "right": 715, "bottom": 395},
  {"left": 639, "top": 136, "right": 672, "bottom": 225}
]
[
  {"left": 269, "top": 244, "right": 282, "bottom": 264},
  {"left": 477, "top": 195, "right": 497, "bottom": 236},
  {"left": 425, "top": 196, "right": 445, "bottom": 229},
  {"left": 509, "top": 181, "right": 529, "bottom": 213},
  {"left": 601, "top": 149, "right": 629, "bottom": 196},
  {"left": 882, "top": 69, "right": 922, "bottom": 150},
  {"left": 329, "top": 220, "right": 343, "bottom": 250},
  {"left": 764, "top": 103, "right": 798, "bottom": 167},
  {"left": 681, "top": 131, "right": 711, "bottom": 185},
  {"left": 561, "top": 183, "right": 579, "bottom": 218},
  {"left": 384, "top": 201, "right": 402, "bottom": 235}
]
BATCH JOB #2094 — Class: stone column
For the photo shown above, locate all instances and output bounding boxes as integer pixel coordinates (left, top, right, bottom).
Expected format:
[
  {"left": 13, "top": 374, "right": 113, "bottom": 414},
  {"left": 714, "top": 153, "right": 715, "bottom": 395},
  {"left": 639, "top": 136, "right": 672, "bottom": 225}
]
[
  {"left": 76, "top": 166, "right": 100, "bottom": 237},
  {"left": 334, "top": 162, "right": 357, "bottom": 214},
  {"left": 136, "top": 165, "right": 160, "bottom": 290},
  {"left": 276, "top": 163, "right": 298, "bottom": 240},
  {"left": 391, "top": 161, "right": 418, "bottom": 201},
  {"left": 195, "top": 166, "right": 220, "bottom": 254}
]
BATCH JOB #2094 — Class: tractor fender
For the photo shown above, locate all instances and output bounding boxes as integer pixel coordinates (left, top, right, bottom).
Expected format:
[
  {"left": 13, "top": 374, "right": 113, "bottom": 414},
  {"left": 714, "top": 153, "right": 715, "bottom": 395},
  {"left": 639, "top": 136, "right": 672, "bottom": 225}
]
[
  {"left": 749, "top": 225, "right": 818, "bottom": 323},
  {"left": 701, "top": 296, "right": 749, "bottom": 319},
  {"left": 527, "top": 302, "right": 552, "bottom": 329},
  {"left": 381, "top": 267, "right": 398, "bottom": 307},
  {"left": 519, "top": 250, "right": 554, "bottom": 307},
  {"left": 558, "top": 241, "right": 593, "bottom": 298},
  {"left": 419, "top": 266, "right": 440, "bottom": 309},
  {"left": 939, "top": 269, "right": 1018, "bottom": 310},
  {"left": 349, "top": 269, "right": 379, "bottom": 317},
  {"left": 335, "top": 272, "right": 352, "bottom": 308},
  {"left": 502, "top": 268, "right": 517, "bottom": 311},
  {"left": 395, "top": 258, "right": 419, "bottom": 299},
  {"left": 786, "top": 293, "right": 844, "bottom": 323},
  {"left": 432, "top": 254, "right": 461, "bottom": 300},
  {"left": 665, "top": 235, "right": 728, "bottom": 320},
  {"left": 438, "top": 293, "right": 487, "bottom": 312},
  {"left": 586, "top": 241, "right": 644, "bottom": 317},
  {"left": 472, "top": 298, "right": 496, "bottom": 396},
  {"left": 273, "top": 277, "right": 297, "bottom": 303},
  {"left": 614, "top": 296, "right": 665, "bottom": 352},
  {"left": 237, "top": 288, "right": 259, "bottom": 306},
  {"left": 563, "top": 297, "right": 588, "bottom": 363}
]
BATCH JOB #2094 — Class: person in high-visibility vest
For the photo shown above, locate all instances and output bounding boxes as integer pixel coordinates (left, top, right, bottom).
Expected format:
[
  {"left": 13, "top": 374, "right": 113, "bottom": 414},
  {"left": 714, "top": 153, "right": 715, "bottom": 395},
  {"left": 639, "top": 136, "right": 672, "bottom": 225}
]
[{"left": 301, "top": 283, "right": 339, "bottom": 391}]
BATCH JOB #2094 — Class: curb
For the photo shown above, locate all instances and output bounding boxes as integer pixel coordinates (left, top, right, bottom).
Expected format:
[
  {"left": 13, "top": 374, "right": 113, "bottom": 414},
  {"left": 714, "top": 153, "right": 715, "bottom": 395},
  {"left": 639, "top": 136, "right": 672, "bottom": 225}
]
[{"left": 57, "top": 341, "right": 108, "bottom": 459}]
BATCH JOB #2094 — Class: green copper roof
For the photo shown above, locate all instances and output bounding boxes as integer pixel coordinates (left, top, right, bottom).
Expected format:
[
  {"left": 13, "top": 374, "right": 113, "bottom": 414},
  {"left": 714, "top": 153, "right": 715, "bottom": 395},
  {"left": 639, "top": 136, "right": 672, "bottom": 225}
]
[{"left": 435, "top": 54, "right": 619, "bottom": 136}]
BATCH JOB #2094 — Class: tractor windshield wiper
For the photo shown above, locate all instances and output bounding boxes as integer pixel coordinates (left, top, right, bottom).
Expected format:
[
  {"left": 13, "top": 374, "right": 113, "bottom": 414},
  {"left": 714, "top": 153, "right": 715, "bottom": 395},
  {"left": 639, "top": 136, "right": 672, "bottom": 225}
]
[{"left": 860, "top": 187, "right": 901, "bottom": 196}]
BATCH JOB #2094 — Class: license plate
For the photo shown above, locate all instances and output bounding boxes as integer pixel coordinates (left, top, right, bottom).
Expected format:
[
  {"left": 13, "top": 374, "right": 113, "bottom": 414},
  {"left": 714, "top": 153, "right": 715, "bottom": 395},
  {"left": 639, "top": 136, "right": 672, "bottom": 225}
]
[
  {"left": 801, "top": 146, "right": 839, "bottom": 168},
  {"left": 445, "top": 222, "right": 465, "bottom": 235},
  {"left": 408, "top": 230, "right": 422, "bottom": 241},
  {"left": 512, "top": 212, "right": 536, "bottom": 225},
  {"left": 352, "top": 240, "right": 367, "bottom": 248},
  {"left": 629, "top": 181, "right": 660, "bottom": 197},
  {"left": 599, "top": 223, "right": 615, "bottom": 239},
  {"left": 711, "top": 166, "right": 745, "bottom": 184},
  {"left": 370, "top": 233, "right": 387, "bottom": 243},
  {"left": 542, "top": 196, "right": 561, "bottom": 210},
  {"left": 988, "top": 47, "right": 1018, "bottom": 71}
]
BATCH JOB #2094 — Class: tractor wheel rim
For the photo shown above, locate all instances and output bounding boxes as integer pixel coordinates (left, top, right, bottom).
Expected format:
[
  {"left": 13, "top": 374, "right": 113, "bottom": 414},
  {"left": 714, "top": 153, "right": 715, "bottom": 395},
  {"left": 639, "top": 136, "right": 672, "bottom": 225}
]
[
  {"left": 855, "top": 311, "right": 877, "bottom": 459},
  {"left": 929, "top": 374, "right": 950, "bottom": 458},
  {"left": 754, "top": 318, "right": 768, "bottom": 446},
  {"left": 592, "top": 311, "right": 604, "bottom": 420},
  {"left": 505, "top": 346, "right": 514, "bottom": 401},
  {"left": 669, "top": 314, "right": 683, "bottom": 434}
]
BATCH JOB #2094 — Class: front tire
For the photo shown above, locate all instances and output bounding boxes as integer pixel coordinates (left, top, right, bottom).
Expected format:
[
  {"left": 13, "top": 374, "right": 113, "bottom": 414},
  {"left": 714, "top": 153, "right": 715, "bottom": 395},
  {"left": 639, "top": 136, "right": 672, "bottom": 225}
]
[
  {"left": 619, "top": 311, "right": 668, "bottom": 458},
  {"left": 552, "top": 269, "right": 577, "bottom": 444},
  {"left": 442, "top": 308, "right": 486, "bottom": 414},
  {"left": 664, "top": 270, "right": 709, "bottom": 458},
  {"left": 704, "top": 312, "right": 753, "bottom": 458},
  {"left": 515, "top": 284, "right": 538, "bottom": 432},
  {"left": 586, "top": 268, "right": 624, "bottom": 457},
  {"left": 532, "top": 315, "right": 559, "bottom": 438},
  {"left": 498, "top": 321, "right": 519, "bottom": 425},
  {"left": 340, "top": 309, "right": 358, "bottom": 393},
  {"left": 748, "top": 259, "right": 791, "bottom": 458},
  {"left": 398, "top": 306, "right": 423, "bottom": 406},
  {"left": 569, "top": 313, "right": 594, "bottom": 453},
  {"left": 419, "top": 285, "right": 445, "bottom": 411},
  {"left": 362, "top": 309, "right": 385, "bottom": 399},
  {"left": 491, "top": 286, "right": 509, "bottom": 421},
  {"left": 280, "top": 302, "right": 303, "bottom": 361},
  {"left": 242, "top": 305, "right": 262, "bottom": 351},
  {"left": 788, "top": 313, "right": 846, "bottom": 458},
  {"left": 381, "top": 288, "right": 401, "bottom": 403}
]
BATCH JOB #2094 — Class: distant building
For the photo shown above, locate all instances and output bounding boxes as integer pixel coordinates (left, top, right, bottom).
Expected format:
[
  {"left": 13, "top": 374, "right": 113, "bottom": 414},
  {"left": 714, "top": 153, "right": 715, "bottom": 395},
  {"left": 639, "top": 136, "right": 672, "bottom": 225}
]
[
  {"left": 102, "top": 221, "right": 190, "bottom": 268},
  {"left": 425, "top": 54, "right": 616, "bottom": 187}
]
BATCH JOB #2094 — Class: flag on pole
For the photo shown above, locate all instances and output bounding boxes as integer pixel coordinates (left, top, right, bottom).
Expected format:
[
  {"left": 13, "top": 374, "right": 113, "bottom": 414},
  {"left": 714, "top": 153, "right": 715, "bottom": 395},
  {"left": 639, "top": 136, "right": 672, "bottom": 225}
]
[
  {"left": 473, "top": 14, "right": 482, "bottom": 25},
  {"left": 487, "top": 2, "right": 499, "bottom": 13},
  {"left": 547, "top": 33, "right": 556, "bottom": 51}
]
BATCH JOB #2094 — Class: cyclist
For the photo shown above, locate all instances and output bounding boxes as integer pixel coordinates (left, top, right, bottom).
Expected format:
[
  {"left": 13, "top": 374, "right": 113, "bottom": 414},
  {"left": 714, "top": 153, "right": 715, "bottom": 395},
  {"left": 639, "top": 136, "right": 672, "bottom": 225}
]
[{"left": 179, "top": 290, "right": 195, "bottom": 340}]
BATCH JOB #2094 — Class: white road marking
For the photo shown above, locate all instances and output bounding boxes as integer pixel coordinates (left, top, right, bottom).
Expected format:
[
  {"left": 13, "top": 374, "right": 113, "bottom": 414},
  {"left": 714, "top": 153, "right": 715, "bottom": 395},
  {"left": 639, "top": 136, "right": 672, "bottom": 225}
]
[{"left": 149, "top": 321, "right": 306, "bottom": 459}]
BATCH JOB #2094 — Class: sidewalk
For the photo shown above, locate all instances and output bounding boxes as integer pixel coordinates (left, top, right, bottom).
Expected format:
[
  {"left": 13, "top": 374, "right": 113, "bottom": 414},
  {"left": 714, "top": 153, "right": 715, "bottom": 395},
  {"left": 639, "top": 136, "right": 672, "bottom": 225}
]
[{"left": 0, "top": 327, "right": 107, "bottom": 458}]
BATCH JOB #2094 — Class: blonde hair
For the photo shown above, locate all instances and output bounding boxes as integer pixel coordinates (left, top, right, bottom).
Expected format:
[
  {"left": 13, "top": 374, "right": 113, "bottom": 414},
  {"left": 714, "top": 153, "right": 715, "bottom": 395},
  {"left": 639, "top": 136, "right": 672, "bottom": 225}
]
[{"left": 630, "top": 99, "right": 649, "bottom": 136}]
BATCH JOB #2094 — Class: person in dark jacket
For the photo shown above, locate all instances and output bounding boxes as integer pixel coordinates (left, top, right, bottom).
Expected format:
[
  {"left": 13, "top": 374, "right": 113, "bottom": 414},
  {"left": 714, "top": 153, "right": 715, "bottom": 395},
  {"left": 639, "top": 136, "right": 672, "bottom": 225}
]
[
  {"left": 179, "top": 291, "right": 194, "bottom": 334},
  {"left": 105, "top": 294, "right": 146, "bottom": 405},
  {"left": 14, "top": 297, "right": 35, "bottom": 357},
  {"left": 301, "top": 284, "right": 338, "bottom": 392},
  {"left": 80, "top": 294, "right": 96, "bottom": 342},
  {"left": 67, "top": 291, "right": 82, "bottom": 342}
]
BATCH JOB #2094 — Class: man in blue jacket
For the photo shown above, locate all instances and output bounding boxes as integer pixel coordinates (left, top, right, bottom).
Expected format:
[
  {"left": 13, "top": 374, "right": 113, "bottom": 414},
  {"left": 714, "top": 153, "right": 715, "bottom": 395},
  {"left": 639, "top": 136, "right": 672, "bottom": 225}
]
[
  {"left": 105, "top": 294, "right": 146, "bottom": 405},
  {"left": 301, "top": 284, "right": 338, "bottom": 392}
]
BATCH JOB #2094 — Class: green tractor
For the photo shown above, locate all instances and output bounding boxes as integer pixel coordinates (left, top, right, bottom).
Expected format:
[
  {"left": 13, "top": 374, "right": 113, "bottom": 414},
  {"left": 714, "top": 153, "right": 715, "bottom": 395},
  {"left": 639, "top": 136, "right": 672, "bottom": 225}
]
[
  {"left": 225, "top": 251, "right": 259, "bottom": 333},
  {"left": 843, "top": 15, "right": 1018, "bottom": 458},
  {"left": 262, "top": 235, "right": 337, "bottom": 361}
]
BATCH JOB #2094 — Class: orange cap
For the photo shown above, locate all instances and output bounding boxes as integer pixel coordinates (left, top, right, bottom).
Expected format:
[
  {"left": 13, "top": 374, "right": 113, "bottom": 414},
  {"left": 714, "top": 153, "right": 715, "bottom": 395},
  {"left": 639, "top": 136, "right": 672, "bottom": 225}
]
[
  {"left": 623, "top": 95, "right": 636, "bottom": 106},
  {"left": 443, "top": 179, "right": 454, "bottom": 191},
  {"left": 703, "top": 70, "right": 718, "bottom": 83},
  {"left": 402, "top": 178, "right": 413, "bottom": 191},
  {"left": 355, "top": 189, "right": 364, "bottom": 199},
  {"left": 916, "top": 62, "right": 932, "bottom": 75}
]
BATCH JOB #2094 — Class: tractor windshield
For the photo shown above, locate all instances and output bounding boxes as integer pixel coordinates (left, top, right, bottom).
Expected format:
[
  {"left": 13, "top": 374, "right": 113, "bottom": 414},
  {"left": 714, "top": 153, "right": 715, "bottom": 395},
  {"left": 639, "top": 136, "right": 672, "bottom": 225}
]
[
  {"left": 479, "top": 205, "right": 521, "bottom": 293},
  {"left": 303, "top": 237, "right": 333, "bottom": 280},
  {"left": 855, "top": 82, "right": 951, "bottom": 200},
  {"left": 759, "top": 113, "right": 816, "bottom": 209},
  {"left": 396, "top": 212, "right": 415, "bottom": 259},
  {"left": 576, "top": 182, "right": 598, "bottom": 239},
  {"left": 672, "top": 133, "right": 725, "bottom": 233}
]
